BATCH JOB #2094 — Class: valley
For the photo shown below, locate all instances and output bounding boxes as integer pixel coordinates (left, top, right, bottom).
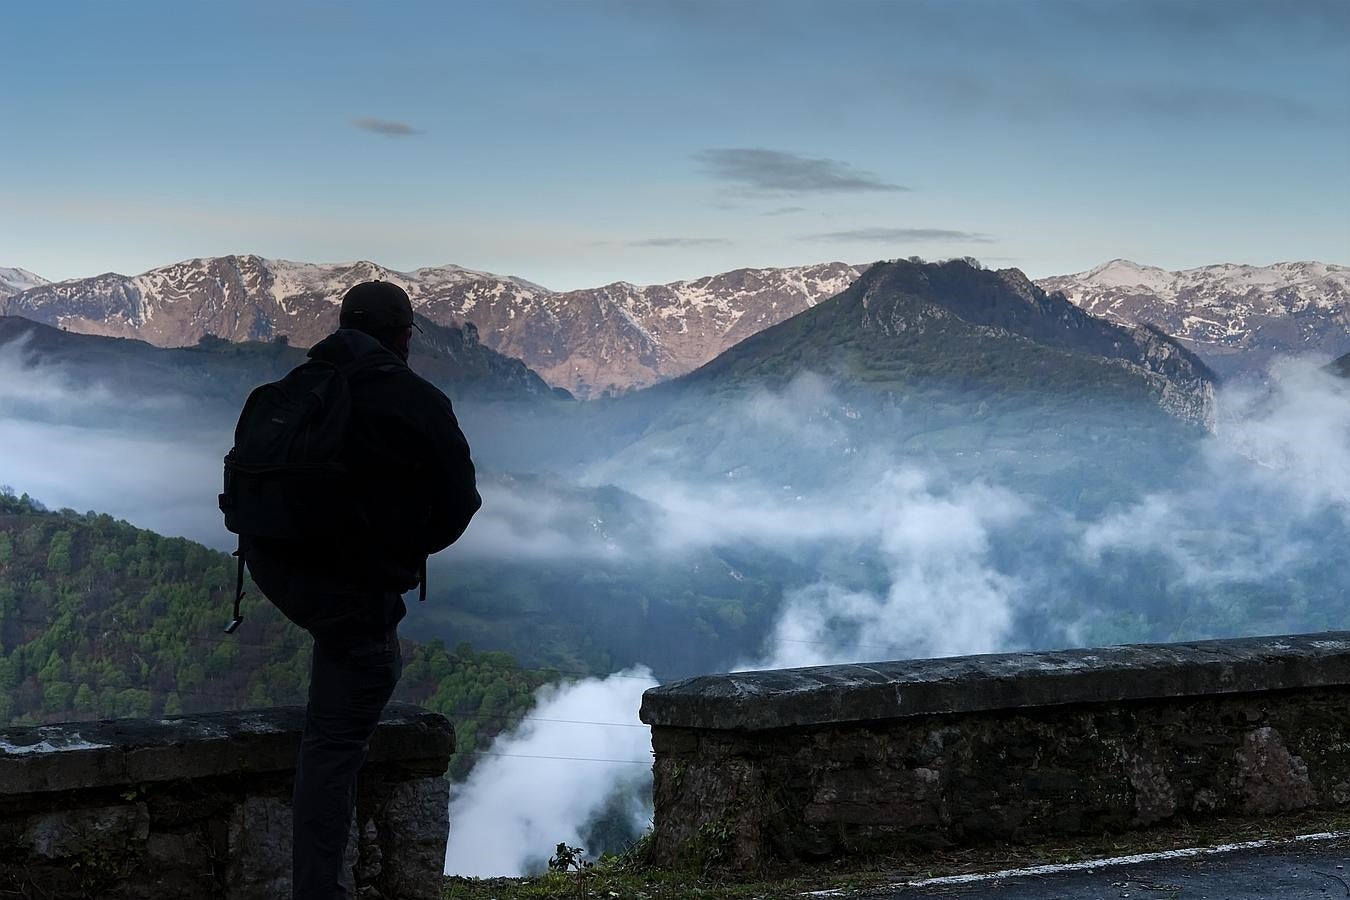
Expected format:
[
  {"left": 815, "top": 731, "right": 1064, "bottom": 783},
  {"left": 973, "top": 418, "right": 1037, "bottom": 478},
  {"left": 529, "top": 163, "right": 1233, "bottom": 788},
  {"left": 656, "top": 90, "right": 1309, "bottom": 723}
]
[{"left": 3, "top": 254, "right": 1350, "bottom": 871}]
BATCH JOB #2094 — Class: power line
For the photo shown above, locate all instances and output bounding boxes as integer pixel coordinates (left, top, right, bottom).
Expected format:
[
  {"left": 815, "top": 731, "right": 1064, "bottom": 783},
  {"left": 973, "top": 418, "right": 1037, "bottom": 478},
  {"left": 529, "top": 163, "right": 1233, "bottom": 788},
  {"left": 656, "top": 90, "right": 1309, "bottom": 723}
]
[
  {"left": 773, "top": 635, "right": 915, "bottom": 657},
  {"left": 472, "top": 750, "right": 651, "bottom": 766},
  {"left": 444, "top": 709, "right": 647, "bottom": 730},
  {"left": 493, "top": 714, "right": 645, "bottom": 729}
]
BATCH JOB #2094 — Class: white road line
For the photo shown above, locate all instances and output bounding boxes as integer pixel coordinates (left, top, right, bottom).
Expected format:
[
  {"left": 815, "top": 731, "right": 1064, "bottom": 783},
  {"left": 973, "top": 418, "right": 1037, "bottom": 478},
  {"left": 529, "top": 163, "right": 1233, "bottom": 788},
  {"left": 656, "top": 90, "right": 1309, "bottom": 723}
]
[{"left": 897, "top": 830, "right": 1350, "bottom": 888}]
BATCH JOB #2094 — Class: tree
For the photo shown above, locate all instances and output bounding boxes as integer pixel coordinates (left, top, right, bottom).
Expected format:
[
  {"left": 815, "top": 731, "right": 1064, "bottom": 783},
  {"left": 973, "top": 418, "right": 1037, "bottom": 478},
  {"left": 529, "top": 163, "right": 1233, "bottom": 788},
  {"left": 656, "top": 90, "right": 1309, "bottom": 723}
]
[
  {"left": 116, "top": 689, "right": 152, "bottom": 718},
  {"left": 43, "top": 681, "right": 74, "bottom": 714},
  {"left": 18, "top": 524, "right": 47, "bottom": 556},
  {"left": 46, "top": 528, "right": 73, "bottom": 577},
  {"left": 73, "top": 683, "right": 96, "bottom": 713},
  {"left": 37, "top": 649, "right": 66, "bottom": 685}
]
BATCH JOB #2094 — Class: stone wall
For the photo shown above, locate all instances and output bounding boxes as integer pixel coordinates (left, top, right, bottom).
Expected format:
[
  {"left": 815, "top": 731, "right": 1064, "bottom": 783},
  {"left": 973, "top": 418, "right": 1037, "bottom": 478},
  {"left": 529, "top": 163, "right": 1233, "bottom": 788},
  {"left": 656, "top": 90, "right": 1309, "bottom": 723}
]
[
  {"left": 0, "top": 703, "right": 453, "bottom": 898},
  {"left": 639, "top": 632, "right": 1350, "bottom": 870}
]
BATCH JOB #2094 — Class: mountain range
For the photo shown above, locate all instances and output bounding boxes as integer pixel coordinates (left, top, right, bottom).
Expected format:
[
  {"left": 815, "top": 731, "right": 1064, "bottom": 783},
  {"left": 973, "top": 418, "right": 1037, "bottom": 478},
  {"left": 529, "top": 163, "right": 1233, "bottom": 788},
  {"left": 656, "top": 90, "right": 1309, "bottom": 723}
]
[
  {"left": 1039, "top": 259, "right": 1350, "bottom": 378},
  {"left": 7, "top": 254, "right": 1347, "bottom": 393},
  {"left": 0, "top": 256, "right": 859, "bottom": 398}
]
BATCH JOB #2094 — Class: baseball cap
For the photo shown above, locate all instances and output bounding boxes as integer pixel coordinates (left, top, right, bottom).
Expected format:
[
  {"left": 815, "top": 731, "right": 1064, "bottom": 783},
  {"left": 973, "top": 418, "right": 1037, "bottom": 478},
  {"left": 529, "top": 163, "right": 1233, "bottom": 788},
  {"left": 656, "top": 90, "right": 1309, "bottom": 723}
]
[{"left": 339, "top": 281, "right": 423, "bottom": 334}]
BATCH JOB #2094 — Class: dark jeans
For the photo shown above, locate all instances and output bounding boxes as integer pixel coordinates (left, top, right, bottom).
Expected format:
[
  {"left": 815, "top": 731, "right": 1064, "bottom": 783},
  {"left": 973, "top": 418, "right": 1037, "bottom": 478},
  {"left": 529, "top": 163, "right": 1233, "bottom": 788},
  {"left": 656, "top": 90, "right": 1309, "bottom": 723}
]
[{"left": 292, "top": 629, "right": 402, "bottom": 899}]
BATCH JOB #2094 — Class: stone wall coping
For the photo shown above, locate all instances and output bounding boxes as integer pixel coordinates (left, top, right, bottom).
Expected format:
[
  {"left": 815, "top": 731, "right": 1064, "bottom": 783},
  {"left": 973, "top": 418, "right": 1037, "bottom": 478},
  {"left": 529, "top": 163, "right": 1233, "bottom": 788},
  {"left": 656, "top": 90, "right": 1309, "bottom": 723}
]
[
  {"left": 0, "top": 702, "right": 453, "bottom": 796},
  {"left": 639, "top": 631, "right": 1350, "bottom": 732}
]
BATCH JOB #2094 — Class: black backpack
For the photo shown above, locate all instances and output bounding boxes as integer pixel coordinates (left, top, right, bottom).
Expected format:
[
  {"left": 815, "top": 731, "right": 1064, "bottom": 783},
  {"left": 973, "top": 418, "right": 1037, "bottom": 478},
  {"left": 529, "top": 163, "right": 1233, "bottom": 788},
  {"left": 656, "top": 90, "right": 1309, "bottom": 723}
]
[{"left": 218, "top": 355, "right": 405, "bottom": 633}]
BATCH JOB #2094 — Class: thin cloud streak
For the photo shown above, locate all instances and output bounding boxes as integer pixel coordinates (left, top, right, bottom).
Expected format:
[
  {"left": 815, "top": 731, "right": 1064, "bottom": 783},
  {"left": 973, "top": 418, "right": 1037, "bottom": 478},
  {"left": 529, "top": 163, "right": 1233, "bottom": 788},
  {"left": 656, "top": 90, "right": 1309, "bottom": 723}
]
[
  {"left": 627, "top": 237, "right": 732, "bottom": 248},
  {"left": 352, "top": 117, "right": 421, "bottom": 137},
  {"left": 695, "top": 148, "right": 906, "bottom": 193},
  {"left": 806, "top": 227, "right": 994, "bottom": 244},
  {"left": 889, "top": 64, "right": 1331, "bottom": 126}
]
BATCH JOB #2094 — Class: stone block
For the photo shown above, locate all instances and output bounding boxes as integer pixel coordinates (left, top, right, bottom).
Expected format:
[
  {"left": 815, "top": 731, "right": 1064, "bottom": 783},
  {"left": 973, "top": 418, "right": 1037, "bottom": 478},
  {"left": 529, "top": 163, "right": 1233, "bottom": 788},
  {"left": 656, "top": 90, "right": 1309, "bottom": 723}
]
[
  {"left": 226, "top": 795, "right": 293, "bottom": 899},
  {"left": 24, "top": 802, "right": 148, "bottom": 860},
  {"left": 381, "top": 776, "right": 450, "bottom": 900},
  {"left": 1123, "top": 751, "right": 1177, "bottom": 825},
  {"left": 129, "top": 832, "right": 215, "bottom": 899},
  {"left": 1232, "top": 726, "right": 1318, "bottom": 814},
  {"left": 225, "top": 795, "right": 362, "bottom": 899}
]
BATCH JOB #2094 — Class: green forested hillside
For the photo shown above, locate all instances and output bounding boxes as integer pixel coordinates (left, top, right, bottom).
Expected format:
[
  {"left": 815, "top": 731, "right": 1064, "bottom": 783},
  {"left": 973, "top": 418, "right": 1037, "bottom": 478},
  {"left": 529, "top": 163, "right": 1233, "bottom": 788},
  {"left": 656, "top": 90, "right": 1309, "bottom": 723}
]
[{"left": 0, "top": 489, "right": 554, "bottom": 779}]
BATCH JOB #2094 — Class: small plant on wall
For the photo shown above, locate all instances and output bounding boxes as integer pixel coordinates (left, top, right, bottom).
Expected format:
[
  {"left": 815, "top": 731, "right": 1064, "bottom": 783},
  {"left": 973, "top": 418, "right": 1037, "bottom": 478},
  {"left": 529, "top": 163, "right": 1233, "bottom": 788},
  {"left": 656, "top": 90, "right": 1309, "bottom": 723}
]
[{"left": 547, "top": 842, "right": 594, "bottom": 900}]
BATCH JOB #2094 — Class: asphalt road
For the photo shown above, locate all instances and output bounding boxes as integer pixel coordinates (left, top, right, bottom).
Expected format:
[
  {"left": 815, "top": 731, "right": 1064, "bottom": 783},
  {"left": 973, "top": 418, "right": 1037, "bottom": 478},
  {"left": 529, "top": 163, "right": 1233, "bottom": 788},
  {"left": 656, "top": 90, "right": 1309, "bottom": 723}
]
[{"left": 870, "top": 834, "right": 1350, "bottom": 899}]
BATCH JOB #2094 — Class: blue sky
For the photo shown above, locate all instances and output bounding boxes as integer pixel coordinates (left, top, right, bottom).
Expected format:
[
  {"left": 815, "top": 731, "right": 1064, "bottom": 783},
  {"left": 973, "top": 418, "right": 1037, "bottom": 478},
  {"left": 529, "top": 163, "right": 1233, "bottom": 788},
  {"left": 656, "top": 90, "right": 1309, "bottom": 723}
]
[{"left": 3, "top": 0, "right": 1346, "bottom": 289}]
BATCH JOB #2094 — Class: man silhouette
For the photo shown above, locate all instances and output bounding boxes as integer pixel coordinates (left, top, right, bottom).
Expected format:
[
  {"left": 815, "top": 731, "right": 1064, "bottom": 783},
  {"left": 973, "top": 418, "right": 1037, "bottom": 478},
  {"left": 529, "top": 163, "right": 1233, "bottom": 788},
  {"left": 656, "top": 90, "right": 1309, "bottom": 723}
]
[{"left": 243, "top": 281, "right": 481, "bottom": 899}]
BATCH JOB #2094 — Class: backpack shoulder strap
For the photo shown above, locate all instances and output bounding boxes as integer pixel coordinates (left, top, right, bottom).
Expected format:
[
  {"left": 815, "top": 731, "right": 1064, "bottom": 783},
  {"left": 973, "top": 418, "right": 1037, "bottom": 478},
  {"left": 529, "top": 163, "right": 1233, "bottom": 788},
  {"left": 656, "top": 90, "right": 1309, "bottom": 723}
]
[{"left": 226, "top": 537, "right": 246, "bottom": 634}]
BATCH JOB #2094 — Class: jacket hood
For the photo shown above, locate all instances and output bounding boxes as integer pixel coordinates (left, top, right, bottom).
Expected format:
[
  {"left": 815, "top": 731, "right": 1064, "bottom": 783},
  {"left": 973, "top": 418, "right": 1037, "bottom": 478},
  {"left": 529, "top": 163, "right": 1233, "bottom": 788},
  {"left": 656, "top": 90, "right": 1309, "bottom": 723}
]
[{"left": 308, "top": 328, "right": 406, "bottom": 367}]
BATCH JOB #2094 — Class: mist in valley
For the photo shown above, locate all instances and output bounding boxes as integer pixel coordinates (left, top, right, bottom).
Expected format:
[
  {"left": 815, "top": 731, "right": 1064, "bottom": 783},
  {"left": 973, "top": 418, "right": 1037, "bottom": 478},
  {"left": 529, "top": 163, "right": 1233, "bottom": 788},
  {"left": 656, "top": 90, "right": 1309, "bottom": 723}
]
[{"left": 6, "top": 331, "right": 1350, "bottom": 875}]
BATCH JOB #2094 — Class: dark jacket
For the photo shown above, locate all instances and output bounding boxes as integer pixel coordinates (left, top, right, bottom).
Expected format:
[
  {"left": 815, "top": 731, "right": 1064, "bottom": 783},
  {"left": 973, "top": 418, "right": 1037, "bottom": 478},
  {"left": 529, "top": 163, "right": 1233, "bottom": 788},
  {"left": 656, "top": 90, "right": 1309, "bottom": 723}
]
[{"left": 246, "top": 328, "right": 481, "bottom": 644}]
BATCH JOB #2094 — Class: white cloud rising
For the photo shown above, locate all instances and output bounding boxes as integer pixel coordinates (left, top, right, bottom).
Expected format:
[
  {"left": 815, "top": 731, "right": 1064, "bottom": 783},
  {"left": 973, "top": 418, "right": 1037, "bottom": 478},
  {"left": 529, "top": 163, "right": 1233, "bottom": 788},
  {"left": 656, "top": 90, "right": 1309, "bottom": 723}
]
[{"left": 444, "top": 667, "right": 657, "bottom": 878}]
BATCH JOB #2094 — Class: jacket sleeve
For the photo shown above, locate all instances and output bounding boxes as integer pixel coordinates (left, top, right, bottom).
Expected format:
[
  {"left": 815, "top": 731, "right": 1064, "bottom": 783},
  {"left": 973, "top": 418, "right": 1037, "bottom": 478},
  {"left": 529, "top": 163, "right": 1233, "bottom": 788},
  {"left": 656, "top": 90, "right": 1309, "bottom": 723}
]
[{"left": 417, "top": 386, "right": 483, "bottom": 554}]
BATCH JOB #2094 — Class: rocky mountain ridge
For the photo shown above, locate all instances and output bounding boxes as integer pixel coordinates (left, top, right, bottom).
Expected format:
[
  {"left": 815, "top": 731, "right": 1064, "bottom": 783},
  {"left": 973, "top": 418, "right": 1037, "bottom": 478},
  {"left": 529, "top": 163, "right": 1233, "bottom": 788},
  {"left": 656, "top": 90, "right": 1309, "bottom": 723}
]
[
  {"left": 1, "top": 255, "right": 860, "bottom": 397},
  {"left": 1038, "top": 259, "right": 1350, "bottom": 377}
]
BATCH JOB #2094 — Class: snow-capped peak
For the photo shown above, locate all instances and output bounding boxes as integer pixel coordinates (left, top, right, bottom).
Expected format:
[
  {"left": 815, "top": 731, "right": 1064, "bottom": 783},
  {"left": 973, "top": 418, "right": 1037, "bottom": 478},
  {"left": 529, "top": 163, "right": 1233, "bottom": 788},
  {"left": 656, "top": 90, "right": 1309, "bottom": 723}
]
[
  {"left": 0, "top": 266, "right": 50, "bottom": 297},
  {"left": 1078, "top": 259, "right": 1176, "bottom": 293}
]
